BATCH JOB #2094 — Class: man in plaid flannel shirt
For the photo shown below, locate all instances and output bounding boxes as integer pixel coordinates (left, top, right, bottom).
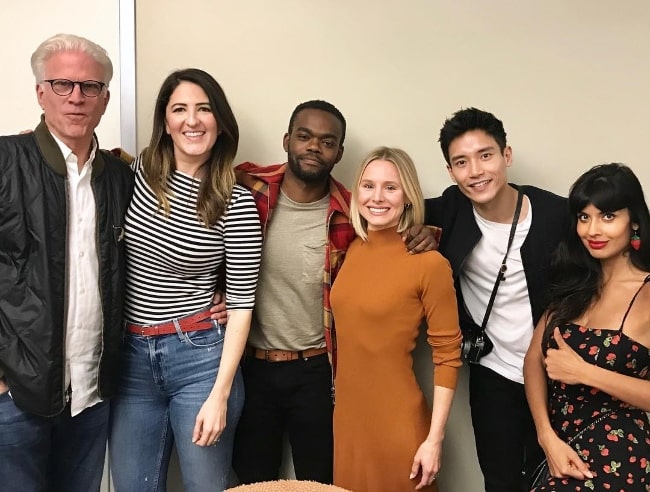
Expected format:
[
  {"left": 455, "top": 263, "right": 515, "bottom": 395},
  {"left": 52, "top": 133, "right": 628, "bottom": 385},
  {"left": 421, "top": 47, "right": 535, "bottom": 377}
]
[
  {"left": 230, "top": 100, "right": 352, "bottom": 484},
  {"left": 221, "top": 100, "right": 437, "bottom": 484}
]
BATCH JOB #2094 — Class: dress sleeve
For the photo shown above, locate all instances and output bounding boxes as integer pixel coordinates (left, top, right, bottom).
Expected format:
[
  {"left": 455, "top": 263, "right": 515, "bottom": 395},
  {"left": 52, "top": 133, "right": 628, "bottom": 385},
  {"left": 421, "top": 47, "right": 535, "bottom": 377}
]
[
  {"left": 420, "top": 253, "right": 463, "bottom": 389},
  {"left": 223, "top": 185, "right": 263, "bottom": 310}
]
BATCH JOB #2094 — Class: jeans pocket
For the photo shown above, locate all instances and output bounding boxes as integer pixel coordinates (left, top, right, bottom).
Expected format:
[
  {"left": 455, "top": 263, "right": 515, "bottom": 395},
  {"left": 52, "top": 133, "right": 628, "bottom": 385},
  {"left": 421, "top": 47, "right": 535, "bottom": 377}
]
[{"left": 182, "top": 323, "right": 224, "bottom": 348}]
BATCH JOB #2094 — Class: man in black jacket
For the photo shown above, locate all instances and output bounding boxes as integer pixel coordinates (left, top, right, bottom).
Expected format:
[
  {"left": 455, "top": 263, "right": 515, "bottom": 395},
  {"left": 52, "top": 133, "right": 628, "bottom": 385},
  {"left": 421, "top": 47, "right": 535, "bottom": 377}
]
[
  {"left": 424, "top": 108, "right": 568, "bottom": 492},
  {"left": 0, "top": 34, "right": 133, "bottom": 492}
]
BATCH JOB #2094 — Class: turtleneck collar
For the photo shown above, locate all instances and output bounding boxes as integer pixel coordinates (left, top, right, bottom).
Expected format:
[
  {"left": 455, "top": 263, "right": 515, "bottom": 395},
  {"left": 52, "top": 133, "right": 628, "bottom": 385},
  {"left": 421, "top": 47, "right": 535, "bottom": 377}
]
[{"left": 366, "top": 225, "right": 401, "bottom": 244}]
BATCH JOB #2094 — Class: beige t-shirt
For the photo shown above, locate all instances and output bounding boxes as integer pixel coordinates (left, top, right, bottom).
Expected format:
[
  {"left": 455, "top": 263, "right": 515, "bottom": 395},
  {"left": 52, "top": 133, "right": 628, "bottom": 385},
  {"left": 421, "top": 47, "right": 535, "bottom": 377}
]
[{"left": 248, "top": 191, "right": 329, "bottom": 351}]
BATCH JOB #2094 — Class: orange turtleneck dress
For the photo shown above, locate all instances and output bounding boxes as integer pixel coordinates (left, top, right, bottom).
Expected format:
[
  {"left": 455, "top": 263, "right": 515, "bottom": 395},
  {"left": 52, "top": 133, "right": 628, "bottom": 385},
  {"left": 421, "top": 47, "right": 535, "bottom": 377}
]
[{"left": 331, "top": 227, "right": 462, "bottom": 492}]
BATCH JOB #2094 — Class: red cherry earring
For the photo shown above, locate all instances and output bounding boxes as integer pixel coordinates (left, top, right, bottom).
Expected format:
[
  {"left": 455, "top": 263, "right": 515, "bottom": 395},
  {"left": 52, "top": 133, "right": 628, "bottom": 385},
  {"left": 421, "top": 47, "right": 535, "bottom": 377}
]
[{"left": 630, "top": 228, "right": 641, "bottom": 251}]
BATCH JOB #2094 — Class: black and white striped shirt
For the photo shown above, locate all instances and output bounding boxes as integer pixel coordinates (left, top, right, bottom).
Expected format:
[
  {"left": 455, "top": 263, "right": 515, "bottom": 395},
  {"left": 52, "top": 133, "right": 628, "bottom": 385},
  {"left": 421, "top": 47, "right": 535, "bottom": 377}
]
[{"left": 124, "top": 159, "right": 262, "bottom": 324}]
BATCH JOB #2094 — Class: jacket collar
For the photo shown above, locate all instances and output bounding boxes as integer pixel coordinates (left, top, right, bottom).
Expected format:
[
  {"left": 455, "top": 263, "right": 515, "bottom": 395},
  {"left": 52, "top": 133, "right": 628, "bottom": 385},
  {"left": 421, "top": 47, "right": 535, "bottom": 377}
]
[
  {"left": 242, "top": 162, "right": 350, "bottom": 217},
  {"left": 34, "top": 115, "right": 105, "bottom": 177}
]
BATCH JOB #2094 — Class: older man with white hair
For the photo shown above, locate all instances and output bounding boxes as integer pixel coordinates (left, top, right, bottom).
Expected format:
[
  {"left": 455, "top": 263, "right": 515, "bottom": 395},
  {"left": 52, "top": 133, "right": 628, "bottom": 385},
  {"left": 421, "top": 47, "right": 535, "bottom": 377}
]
[{"left": 0, "top": 33, "right": 133, "bottom": 491}]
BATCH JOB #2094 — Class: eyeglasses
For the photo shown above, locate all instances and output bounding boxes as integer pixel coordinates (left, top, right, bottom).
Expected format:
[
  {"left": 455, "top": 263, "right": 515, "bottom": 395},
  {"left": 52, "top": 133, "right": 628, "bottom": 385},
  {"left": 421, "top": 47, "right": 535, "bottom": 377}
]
[{"left": 42, "top": 79, "right": 106, "bottom": 97}]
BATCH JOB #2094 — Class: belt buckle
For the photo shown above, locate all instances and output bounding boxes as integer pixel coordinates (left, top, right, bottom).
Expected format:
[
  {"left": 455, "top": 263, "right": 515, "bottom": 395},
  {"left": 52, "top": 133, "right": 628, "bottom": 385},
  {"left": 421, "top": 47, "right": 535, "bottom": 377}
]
[
  {"left": 139, "top": 324, "right": 152, "bottom": 336},
  {"left": 264, "top": 349, "right": 272, "bottom": 362}
]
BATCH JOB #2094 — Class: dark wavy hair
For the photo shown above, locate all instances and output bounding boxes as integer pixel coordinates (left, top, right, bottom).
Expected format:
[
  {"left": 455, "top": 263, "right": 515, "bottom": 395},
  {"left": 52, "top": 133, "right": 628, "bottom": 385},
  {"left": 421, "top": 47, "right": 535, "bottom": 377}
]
[
  {"left": 438, "top": 107, "right": 507, "bottom": 165},
  {"left": 142, "top": 68, "right": 238, "bottom": 226},
  {"left": 543, "top": 163, "right": 650, "bottom": 349}
]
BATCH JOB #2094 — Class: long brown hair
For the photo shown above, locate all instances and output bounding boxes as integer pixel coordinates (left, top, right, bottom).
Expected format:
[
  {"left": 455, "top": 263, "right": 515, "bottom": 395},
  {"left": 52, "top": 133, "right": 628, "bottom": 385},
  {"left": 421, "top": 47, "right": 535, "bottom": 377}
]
[
  {"left": 142, "top": 68, "right": 238, "bottom": 226},
  {"left": 543, "top": 163, "right": 650, "bottom": 351}
]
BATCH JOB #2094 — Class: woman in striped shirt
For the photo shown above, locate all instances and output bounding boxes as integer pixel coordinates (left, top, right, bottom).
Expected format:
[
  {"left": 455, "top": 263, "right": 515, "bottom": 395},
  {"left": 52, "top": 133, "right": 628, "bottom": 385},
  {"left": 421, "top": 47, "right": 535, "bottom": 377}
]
[{"left": 109, "top": 69, "right": 262, "bottom": 492}]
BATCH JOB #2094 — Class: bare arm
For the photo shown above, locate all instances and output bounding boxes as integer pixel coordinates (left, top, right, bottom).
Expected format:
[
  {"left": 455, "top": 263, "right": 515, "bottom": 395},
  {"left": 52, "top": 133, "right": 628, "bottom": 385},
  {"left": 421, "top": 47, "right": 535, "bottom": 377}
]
[
  {"left": 579, "top": 364, "right": 650, "bottom": 412},
  {"left": 524, "top": 319, "right": 593, "bottom": 480},
  {"left": 546, "top": 327, "right": 650, "bottom": 412},
  {"left": 523, "top": 316, "right": 554, "bottom": 444},
  {"left": 193, "top": 187, "right": 261, "bottom": 445},
  {"left": 192, "top": 309, "right": 251, "bottom": 446}
]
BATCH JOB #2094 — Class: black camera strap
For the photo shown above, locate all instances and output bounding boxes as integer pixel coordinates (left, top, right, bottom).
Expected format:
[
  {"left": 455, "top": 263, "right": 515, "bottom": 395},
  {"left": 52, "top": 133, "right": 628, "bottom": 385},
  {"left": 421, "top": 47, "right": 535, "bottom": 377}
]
[{"left": 478, "top": 188, "right": 524, "bottom": 333}]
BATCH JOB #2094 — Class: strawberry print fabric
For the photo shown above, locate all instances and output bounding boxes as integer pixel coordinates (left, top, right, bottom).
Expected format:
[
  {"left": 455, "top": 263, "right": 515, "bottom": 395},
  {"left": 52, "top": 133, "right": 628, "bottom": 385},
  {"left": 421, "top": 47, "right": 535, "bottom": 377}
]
[{"left": 533, "top": 324, "right": 650, "bottom": 491}]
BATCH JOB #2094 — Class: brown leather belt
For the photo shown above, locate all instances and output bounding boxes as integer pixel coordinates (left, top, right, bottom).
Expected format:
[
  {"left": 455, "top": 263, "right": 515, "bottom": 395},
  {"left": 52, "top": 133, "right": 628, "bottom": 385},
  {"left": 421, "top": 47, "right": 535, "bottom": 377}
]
[
  {"left": 247, "top": 346, "right": 328, "bottom": 362},
  {"left": 126, "top": 309, "right": 214, "bottom": 336}
]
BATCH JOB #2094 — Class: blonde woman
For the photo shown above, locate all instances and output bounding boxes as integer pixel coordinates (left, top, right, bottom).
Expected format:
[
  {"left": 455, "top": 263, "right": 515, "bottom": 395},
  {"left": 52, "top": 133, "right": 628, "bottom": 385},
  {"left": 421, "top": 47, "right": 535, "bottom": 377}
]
[{"left": 331, "top": 147, "right": 462, "bottom": 491}]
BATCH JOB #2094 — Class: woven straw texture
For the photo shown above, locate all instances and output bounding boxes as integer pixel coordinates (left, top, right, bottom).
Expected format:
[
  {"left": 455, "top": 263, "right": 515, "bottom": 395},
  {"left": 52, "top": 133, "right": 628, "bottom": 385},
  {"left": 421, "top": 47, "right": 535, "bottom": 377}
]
[{"left": 227, "top": 480, "right": 351, "bottom": 492}]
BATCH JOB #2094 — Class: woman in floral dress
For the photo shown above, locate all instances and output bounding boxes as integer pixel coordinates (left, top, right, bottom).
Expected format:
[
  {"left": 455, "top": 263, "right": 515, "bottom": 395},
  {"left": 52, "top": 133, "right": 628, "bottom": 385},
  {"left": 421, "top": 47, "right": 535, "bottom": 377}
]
[{"left": 524, "top": 163, "right": 650, "bottom": 492}]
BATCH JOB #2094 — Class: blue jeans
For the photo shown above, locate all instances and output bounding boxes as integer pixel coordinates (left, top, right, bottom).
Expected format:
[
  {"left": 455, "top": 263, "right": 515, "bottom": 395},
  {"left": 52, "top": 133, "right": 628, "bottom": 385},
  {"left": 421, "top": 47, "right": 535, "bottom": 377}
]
[
  {"left": 0, "top": 392, "right": 109, "bottom": 492},
  {"left": 109, "top": 319, "right": 244, "bottom": 492}
]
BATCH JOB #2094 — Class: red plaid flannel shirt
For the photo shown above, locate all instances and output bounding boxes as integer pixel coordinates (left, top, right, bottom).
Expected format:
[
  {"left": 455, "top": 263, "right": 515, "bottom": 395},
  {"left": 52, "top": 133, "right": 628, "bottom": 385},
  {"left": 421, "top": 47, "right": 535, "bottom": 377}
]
[{"left": 236, "top": 162, "right": 356, "bottom": 373}]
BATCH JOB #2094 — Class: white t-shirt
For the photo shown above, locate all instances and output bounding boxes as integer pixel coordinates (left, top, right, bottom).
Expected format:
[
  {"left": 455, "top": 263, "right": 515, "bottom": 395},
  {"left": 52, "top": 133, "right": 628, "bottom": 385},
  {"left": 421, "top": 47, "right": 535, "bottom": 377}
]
[{"left": 459, "top": 196, "right": 533, "bottom": 383}]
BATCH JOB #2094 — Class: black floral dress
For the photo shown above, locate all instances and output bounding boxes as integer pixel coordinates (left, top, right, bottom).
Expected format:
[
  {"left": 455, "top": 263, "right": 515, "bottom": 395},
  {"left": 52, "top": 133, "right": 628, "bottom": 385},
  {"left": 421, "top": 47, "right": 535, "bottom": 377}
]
[{"left": 533, "top": 309, "right": 650, "bottom": 491}]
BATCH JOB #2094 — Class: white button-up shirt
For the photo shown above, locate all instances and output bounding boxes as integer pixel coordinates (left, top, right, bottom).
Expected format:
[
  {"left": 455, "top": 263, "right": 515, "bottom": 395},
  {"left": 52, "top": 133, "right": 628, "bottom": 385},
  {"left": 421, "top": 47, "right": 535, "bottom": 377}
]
[{"left": 52, "top": 134, "right": 103, "bottom": 416}]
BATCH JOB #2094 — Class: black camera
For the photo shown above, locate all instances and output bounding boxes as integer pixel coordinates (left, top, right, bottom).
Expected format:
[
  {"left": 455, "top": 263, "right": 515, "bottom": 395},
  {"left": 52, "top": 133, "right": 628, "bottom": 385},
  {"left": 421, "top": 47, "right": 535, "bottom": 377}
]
[{"left": 460, "top": 322, "right": 494, "bottom": 364}]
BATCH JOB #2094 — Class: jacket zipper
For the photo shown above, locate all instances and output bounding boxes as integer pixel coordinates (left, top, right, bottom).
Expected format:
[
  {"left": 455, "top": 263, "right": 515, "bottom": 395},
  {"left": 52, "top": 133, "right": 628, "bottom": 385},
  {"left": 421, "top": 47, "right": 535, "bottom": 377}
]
[{"left": 62, "top": 177, "right": 70, "bottom": 411}]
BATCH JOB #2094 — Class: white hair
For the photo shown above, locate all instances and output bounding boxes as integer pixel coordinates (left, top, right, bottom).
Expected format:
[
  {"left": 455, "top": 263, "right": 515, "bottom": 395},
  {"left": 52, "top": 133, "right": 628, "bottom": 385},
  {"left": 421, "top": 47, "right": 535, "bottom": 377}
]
[{"left": 30, "top": 33, "right": 113, "bottom": 85}]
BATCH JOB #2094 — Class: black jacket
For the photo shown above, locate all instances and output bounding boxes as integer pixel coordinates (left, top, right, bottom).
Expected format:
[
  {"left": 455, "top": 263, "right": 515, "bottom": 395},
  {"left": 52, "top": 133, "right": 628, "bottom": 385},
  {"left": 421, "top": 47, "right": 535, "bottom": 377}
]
[
  {"left": 0, "top": 119, "right": 134, "bottom": 417},
  {"left": 425, "top": 184, "right": 568, "bottom": 331}
]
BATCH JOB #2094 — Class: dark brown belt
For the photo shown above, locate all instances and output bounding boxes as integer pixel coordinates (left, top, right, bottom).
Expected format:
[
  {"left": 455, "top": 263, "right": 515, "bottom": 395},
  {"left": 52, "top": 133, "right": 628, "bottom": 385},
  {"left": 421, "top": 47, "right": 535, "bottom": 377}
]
[
  {"left": 126, "top": 309, "right": 214, "bottom": 336},
  {"left": 247, "top": 346, "right": 328, "bottom": 362}
]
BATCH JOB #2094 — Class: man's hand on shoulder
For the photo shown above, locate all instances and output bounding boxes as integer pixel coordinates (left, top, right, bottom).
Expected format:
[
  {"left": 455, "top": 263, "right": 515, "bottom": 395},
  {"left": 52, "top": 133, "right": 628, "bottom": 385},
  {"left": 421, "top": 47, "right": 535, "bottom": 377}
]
[
  {"left": 402, "top": 224, "right": 441, "bottom": 254},
  {"left": 210, "top": 291, "right": 228, "bottom": 325},
  {"left": 111, "top": 147, "right": 135, "bottom": 165}
]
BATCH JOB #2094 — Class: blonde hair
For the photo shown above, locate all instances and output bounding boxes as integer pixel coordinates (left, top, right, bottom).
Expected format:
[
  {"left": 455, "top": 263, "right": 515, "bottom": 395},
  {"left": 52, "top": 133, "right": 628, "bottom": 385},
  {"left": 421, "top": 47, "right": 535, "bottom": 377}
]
[
  {"left": 350, "top": 146, "right": 424, "bottom": 241},
  {"left": 31, "top": 33, "right": 113, "bottom": 84}
]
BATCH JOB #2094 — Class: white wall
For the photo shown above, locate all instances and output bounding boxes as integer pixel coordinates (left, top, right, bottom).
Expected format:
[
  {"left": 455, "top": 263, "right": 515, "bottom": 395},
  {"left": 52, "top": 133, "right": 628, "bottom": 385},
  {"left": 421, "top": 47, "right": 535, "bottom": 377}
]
[
  {"left": 2, "top": 2, "right": 122, "bottom": 148},
  {"left": 134, "top": 2, "right": 650, "bottom": 491},
  {"left": 135, "top": 0, "right": 650, "bottom": 196}
]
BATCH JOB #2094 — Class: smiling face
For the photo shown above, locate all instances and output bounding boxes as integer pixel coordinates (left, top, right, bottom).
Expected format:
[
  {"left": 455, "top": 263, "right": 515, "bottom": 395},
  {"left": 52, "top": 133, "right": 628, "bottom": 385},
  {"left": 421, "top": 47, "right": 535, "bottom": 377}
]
[
  {"left": 165, "top": 81, "right": 218, "bottom": 169},
  {"left": 357, "top": 159, "right": 406, "bottom": 231},
  {"left": 37, "top": 50, "right": 109, "bottom": 152},
  {"left": 446, "top": 129, "right": 512, "bottom": 209},
  {"left": 577, "top": 203, "right": 637, "bottom": 261},
  {"left": 283, "top": 108, "right": 343, "bottom": 185}
]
